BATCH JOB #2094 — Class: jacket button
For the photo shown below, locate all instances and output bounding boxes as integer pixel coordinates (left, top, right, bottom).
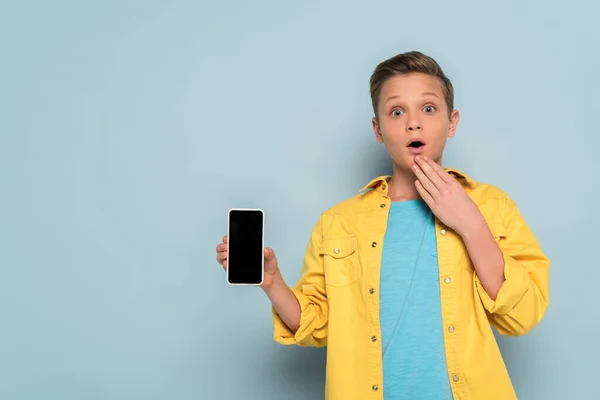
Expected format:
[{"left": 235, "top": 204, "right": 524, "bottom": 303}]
[
  {"left": 380, "top": 203, "right": 386, "bottom": 208},
  {"left": 441, "top": 229, "right": 447, "bottom": 235},
  {"left": 369, "top": 288, "right": 375, "bottom": 294},
  {"left": 372, "top": 242, "right": 378, "bottom": 247},
  {"left": 371, "top": 335, "right": 377, "bottom": 342},
  {"left": 372, "top": 385, "right": 379, "bottom": 391},
  {"left": 453, "top": 375, "right": 459, "bottom": 382}
]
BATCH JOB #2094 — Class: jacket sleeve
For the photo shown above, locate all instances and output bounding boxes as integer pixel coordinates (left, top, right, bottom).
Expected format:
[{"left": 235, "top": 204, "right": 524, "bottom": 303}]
[
  {"left": 474, "top": 196, "right": 550, "bottom": 336},
  {"left": 271, "top": 216, "right": 328, "bottom": 347}
]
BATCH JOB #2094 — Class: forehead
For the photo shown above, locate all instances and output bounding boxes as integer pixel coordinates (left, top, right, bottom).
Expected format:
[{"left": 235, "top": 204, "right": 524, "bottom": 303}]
[{"left": 379, "top": 73, "right": 443, "bottom": 100}]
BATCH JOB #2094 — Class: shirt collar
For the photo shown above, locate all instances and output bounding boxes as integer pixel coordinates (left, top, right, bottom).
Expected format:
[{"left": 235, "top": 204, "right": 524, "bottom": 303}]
[{"left": 359, "top": 168, "right": 475, "bottom": 193}]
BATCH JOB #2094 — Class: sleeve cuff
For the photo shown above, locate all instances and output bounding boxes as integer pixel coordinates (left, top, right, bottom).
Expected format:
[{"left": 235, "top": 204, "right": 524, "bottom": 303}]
[
  {"left": 272, "top": 286, "right": 323, "bottom": 346},
  {"left": 475, "top": 255, "right": 531, "bottom": 315}
]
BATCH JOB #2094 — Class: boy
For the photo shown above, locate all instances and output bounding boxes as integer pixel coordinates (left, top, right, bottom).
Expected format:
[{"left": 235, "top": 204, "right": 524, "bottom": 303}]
[{"left": 216, "top": 51, "right": 549, "bottom": 400}]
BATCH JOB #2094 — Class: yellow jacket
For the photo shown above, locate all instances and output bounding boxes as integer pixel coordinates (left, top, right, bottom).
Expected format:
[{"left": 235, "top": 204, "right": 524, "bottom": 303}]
[{"left": 272, "top": 168, "right": 549, "bottom": 400}]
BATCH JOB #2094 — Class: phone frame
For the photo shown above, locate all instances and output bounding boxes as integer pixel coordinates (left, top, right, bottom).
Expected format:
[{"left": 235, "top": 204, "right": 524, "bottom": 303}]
[{"left": 226, "top": 208, "right": 264, "bottom": 286}]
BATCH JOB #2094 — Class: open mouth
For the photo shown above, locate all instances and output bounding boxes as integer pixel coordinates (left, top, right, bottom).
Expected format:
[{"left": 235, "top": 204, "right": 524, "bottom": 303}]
[{"left": 407, "top": 139, "right": 425, "bottom": 149}]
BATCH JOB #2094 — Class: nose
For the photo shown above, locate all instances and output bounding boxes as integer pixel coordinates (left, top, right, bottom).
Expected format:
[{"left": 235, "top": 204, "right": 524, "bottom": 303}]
[{"left": 406, "top": 116, "right": 421, "bottom": 132}]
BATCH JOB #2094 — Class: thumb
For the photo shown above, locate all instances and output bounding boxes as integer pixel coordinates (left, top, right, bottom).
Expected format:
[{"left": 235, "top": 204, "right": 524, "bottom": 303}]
[{"left": 264, "top": 247, "right": 276, "bottom": 260}]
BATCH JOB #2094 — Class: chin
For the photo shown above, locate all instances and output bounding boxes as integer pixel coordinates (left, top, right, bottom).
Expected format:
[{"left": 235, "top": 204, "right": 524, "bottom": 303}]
[
  {"left": 407, "top": 152, "right": 426, "bottom": 162},
  {"left": 400, "top": 153, "right": 440, "bottom": 167},
  {"left": 393, "top": 158, "right": 418, "bottom": 171}
]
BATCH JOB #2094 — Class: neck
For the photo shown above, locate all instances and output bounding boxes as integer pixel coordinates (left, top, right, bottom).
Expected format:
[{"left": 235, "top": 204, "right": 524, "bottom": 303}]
[
  {"left": 387, "top": 165, "right": 420, "bottom": 202},
  {"left": 387, "top": 157, "right": 443, "bottom": 202}
]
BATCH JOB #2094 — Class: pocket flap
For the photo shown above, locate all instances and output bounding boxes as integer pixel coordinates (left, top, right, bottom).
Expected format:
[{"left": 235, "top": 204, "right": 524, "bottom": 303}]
[{"left": 321, "top": 236, "right": 357, "bottom": 259}]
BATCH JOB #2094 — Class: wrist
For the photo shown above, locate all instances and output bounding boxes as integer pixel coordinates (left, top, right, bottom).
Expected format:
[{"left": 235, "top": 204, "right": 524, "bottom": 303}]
[
  {"left": 458, "top": 213, "right": 488, "bottom": 242},
  {"left": 261, "top": 269, "right": 285, "bottom": 293}
]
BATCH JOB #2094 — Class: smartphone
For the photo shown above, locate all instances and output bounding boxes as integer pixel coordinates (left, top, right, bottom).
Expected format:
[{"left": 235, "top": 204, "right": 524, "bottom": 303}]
[{"left": 227, "top": 208, "right": 264, "bottom": 286}]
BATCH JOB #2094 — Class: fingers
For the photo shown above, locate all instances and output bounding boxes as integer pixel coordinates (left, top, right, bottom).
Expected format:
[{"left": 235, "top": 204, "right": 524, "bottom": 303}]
[
  {"left": 217, "top": 256, "right": 227, "bottom": 271},
  {"left": 216, "top": 250, "right": 227, "bottom": 262},
  {"left": 415, "top": 179, "right": 434, "bottom": 205},
  {"left": 422, "top": 156, "right": 454, "bottom": 183},
  {"left": 216, "top": 243, "right": 227, "bottom": 252},
  {"left": 412, "top": 161, "right": 438, "bottom": 196},
  {"left": 216, "top": 250, "right": 227, "bottom": 269},
  {"left": 216, "top": 236, "right": 228, "bottom": 270},
  {"left": 413, "top": 156, "right": 445, "bottom": 190}
]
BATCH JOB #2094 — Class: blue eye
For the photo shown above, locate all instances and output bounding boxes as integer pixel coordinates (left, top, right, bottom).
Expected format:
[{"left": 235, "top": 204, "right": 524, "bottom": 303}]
[
  {"left": 391, "top": 109, "right": 403, "bottom": 117},
  {"left": 423, "top": 105, "right": 436, "bottom": 113}
]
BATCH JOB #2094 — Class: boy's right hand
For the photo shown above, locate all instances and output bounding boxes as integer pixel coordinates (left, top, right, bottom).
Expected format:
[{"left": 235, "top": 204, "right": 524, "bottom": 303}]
[{"left": 216, "top": 235, "right": 281, "bottom": 289}]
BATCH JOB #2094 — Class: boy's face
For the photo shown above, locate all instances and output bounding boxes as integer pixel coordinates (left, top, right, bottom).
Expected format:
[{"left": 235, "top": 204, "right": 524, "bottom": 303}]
[{"left": 372, "top": 73, "right": 459, "bottom": 169}]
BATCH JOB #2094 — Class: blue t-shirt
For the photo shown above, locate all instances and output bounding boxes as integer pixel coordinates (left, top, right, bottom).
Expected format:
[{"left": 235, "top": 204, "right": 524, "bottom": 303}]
[{"left": 379, "top": 199, "right": 453, "bottom": 400}]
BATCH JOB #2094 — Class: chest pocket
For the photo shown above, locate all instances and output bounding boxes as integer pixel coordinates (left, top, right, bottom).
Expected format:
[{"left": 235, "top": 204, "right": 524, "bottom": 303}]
[{"left": 321, "top": 236, "right": 358, "bottom": 287}]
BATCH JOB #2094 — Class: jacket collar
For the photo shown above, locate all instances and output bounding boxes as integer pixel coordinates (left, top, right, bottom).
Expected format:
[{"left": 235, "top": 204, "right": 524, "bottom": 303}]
[{"left": 359, "top": 168, "right": 475, "bottom": 193}]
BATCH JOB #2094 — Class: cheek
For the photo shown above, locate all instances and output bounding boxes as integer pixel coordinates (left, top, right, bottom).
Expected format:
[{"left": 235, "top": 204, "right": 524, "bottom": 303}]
[
  {"left": 429, "top": 135, "right": 449, "bottom": 156},
  {"left": 437, "top": 118, "right": 451, "bottom": 132},
  {"left": 429, "top": 120, "right": 450, "bottom": 140},
  {"left": 381, "top": 119, "right": 407, "bottom": 137},
  {"left": 382, "top": 132, "right": 405, "bottom": 149}
]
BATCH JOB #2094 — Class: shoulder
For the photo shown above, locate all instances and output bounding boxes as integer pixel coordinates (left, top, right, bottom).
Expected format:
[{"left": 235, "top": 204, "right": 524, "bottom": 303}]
[
  {"left": 450, "top": 168, "right": 518, "bottom": 219},
  {"left": 319, "top": 175, "right": 390, "bottom": 217},
  {"left": 320, "top": 192, "right": 373, "bottom": 216}
]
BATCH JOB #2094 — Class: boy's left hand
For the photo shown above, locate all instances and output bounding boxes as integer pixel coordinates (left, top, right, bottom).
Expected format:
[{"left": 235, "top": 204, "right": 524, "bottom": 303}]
[{"left": 412, "top": 155, "right": 484, "bottom": 237}]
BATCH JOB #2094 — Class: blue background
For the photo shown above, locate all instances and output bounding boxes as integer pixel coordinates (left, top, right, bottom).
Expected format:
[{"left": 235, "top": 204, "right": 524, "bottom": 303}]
[{"left": 1, "top": 1, "right": 598, "bottom": 399}]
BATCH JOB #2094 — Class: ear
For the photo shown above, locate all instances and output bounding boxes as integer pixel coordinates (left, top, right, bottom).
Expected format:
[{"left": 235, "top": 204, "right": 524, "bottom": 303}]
[
  {"left": 372, "top": 117, "right": 384, "bottom": 143},
  {"left": 447, "top": 109, "right": 460, "bottom": 138}
]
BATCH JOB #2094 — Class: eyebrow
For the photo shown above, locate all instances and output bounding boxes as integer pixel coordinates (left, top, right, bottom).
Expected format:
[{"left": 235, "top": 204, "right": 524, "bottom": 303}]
[
  {"left": 421, "top": 92, "right": 440, "bottom": 99},
  {"left": 384, "top": 92, "right": 440, "bottom": 104}
]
